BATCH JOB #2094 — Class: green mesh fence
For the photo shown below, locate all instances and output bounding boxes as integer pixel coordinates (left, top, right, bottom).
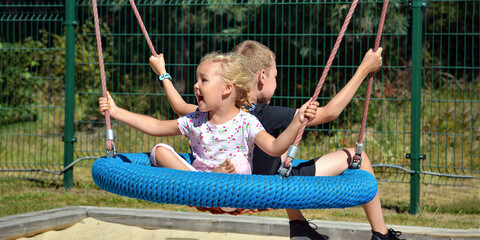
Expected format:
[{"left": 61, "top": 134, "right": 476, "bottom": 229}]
[
  {"left": 419, "top": 0, "right": 479, "bottom": 185},
  {"left": 0, "top": 1, "right": 66, "bottom": 181},
  {"left": 0, "top": 1, "right": 479, "bottom": 186}
]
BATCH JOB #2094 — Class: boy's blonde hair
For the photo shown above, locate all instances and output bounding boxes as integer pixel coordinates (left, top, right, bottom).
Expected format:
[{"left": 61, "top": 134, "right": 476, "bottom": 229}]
[
  {"left": 231, "top": 40, "right": 276, "bottom": 77},
  {"left": 200, "top": 52, "right": 255, "bottom": 110}
]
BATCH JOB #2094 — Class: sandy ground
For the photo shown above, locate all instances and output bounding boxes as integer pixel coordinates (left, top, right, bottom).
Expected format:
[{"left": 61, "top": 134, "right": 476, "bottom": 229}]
[{"left": 18, "top": 217, "right": 289, "bottom": 240}]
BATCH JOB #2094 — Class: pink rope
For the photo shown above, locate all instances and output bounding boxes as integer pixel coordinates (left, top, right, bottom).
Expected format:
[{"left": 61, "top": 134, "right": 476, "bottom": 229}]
[
  {"left": 357, "top": 0, "right": 389, "bottom": 143},
  {"left": 129, "top": 0, "right": 158, "bottom": 57},
  {"left": 283, "top": 0, "right": 360, "bottom": 167},
  {"left": 92, "top": 0, "right": 113, "bottom": 151},
  {"left": 284, "top": 0, "right": 389, "bottom": 167}
]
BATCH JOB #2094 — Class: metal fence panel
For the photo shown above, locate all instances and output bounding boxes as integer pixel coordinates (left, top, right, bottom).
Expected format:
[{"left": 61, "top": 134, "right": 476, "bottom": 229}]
[
  {"left": 0, "top": 1, "right": 65, "bottom": 181},
  {"left": 421, "top": 0, "right": 480, "bottom": 185}
]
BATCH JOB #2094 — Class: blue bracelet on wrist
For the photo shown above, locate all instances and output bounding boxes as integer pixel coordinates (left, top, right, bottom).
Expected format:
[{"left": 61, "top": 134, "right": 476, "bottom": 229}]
[{"left": 158, "top": 73, "right": 172, "bottom": 82}]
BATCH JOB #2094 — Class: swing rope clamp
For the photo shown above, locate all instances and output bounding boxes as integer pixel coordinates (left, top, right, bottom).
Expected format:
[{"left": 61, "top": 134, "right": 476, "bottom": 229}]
[
  {"left": 350, "top": 142, "right": 363, "bottom": 169},
  {"left": 278, "top": 145, "right": 298, "bottom": 178},
  {"left": 106, "top": 129, "right": 115, "bottom": 141},
  {"left": 106, "top": 129, "right": 117, "bottom": 158}
]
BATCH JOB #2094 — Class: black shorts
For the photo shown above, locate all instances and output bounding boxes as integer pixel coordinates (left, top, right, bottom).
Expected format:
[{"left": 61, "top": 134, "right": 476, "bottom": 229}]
[{"left": 288, "top": 159, "right": 316, "bottom": 176}]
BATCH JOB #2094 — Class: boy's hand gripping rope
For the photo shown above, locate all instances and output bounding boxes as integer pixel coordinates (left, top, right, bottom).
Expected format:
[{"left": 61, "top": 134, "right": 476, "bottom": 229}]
[
  {"left": 92, "top": 0, "right": 116, "bottom": 158},
  {"left": 278, "top": 0, "right": 389, "bottom": 177}
]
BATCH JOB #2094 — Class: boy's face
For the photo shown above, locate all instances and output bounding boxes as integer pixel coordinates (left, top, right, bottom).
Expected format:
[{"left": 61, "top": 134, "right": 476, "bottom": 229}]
[{"left": 257, "top": 61, "right": 277, "bottom": 104}]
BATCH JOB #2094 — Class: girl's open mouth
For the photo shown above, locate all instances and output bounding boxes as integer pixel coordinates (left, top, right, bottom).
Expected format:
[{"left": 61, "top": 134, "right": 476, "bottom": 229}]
[{"left": 196, "top": 94, "right": 204, "bottom": 103}]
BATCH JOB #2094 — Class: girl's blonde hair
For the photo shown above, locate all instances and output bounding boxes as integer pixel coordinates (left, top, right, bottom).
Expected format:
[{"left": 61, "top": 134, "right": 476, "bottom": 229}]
[
  {"left": 231, "top": 40, "right": 276, "bottom": 77},
  {"left": 200, "top": 52, "right": 255, "bottom": 110}
]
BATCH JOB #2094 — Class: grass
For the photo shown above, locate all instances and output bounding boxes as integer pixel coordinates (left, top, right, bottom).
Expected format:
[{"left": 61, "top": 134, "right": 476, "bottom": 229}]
[{"left": 0, "top": 167, "right": 478, "bottom": 230}]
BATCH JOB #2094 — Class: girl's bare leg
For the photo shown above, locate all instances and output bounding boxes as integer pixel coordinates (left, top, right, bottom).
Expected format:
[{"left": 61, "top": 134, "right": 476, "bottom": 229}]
[
  {"left": 154, "top": 146, "right": 194, "bottom": 171},
  {"left": 155, "top": 147, "right": 237, "bottom": 174}
]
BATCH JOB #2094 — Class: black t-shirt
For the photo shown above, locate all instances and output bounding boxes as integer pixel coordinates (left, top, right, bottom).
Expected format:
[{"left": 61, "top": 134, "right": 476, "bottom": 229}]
[{"left": 251, "top": 103, "right": 297, "bottom": 175}]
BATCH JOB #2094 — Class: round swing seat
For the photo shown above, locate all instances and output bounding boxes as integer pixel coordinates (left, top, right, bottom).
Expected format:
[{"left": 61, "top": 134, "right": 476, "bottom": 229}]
[{"left": 92, "top": 153, "right": 378, "bottom": 209}]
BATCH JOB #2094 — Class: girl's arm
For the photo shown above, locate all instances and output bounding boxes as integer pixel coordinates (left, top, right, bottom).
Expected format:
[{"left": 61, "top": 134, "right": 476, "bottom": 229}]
[
  {"left": 307, "top": 48, "right": 383, "bottom": 126},
  {"left": 99, "top": 92, "right": 180, "bottom": 137},
  {"left": 254, "top": 100, "right": 319, "bottom": 156},
  {"left": 149, "top": 54, "right": 198, "bottom": 116}
]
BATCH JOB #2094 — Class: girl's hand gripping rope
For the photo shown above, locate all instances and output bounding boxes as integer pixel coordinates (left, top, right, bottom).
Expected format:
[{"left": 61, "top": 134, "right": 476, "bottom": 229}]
[
  {"left": 99, "top": 92, "right": 118, "bottom": 157},
  {"left": 149, "top": 54, "right": 170, "bottom": 87},
  {"left": 98, "top": 91, "right": 118, "bottom": 117}
]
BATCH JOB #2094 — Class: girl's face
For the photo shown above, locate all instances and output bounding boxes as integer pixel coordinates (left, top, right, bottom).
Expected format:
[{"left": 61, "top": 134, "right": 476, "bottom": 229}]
[{"left": 194, "top": 61, "right": 228, "bottom": 112}]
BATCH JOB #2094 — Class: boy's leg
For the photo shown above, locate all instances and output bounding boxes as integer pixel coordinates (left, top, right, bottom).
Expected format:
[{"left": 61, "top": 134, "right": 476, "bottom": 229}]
[
  {"left": 313, "top": 148, "right": 389, "bottom": 234},
  {"left": 286, "top": 209, "right": 306, "bottom": 221},
  {"left": 355, "top": 150, "right": 389, "bottom": 235},
  {"left": 287, "top": 209, "right": 330, "bottom": 240}
]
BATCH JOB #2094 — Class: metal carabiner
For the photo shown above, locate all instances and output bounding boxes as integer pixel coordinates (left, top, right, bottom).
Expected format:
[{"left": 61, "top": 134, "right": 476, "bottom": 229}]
[
  {"left": 350, "top": 142, "right": 363, "bottom": 169},
  {"left": 278, "top": 162, "right": 293, "bottom": 178},
  {"left": 277, "top": 145, "right": 299, "bottom": 178},
  {"left": 106, "top": 143, "right": 117, "bottom": 158},
  {"left": 350, "top": 153, "right": 362, "bottom": 169}
]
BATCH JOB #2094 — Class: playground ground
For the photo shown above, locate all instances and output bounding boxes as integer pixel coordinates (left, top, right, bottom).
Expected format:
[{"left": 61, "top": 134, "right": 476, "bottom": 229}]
[{"left": 2, "top": 206, "right": 479, "bottom": 240}]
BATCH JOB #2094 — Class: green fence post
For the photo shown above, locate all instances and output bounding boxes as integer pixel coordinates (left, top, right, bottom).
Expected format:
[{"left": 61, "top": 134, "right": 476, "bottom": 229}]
[
  {"left": 63, "top": 0, "right": 76, "bottom": 190},
  {"left": 410, "top": 0, "right": 426, "bottom": 214}
]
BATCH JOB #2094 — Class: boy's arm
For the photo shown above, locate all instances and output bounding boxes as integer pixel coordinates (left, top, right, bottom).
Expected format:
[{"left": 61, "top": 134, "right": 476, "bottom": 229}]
[
  {"left": 307, "top": 47, "right": 383, "bottom": 126},
  {"left": 149, "top": 55, "right": 198, "bottom": 116},
  {"left": 99, "top": 92, "right": 180, "bottom": 137},
  {"left": 255, "top": 100, "right": 319, "bottom": 156}
]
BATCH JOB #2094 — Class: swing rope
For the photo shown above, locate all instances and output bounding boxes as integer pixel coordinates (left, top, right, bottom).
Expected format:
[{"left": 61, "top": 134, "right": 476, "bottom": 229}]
[
  {"left": 349, "top": 0, "right": 389, "bottom": 169},
  {"left": 279, "top": 0, "right": 389, "bottom": 176},
  {"left": 128, "top": 0, "right": 158, "bottom": 57},
  {"left": 92, "top": 0, "right": 116, "bottom": 158},
  {"left": 355, "top": 0, "right": 390, "bottom": 151}
]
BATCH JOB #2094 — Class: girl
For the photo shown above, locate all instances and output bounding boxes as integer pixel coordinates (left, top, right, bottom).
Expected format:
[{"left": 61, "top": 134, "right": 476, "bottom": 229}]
[{"left": 99, "top": 52, "right": 318, "bottom": 175}]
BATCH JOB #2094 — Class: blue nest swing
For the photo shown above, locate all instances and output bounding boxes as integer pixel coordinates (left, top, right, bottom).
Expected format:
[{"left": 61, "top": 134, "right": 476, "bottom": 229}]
[{"left": 92, "top": 153, "right": 378, "bottom": 209}]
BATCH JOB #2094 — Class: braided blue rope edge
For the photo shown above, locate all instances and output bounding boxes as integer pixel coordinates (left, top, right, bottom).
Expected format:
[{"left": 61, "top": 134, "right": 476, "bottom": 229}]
[{"left": 92, "top": 153, "right": 378, "bottom": 209}]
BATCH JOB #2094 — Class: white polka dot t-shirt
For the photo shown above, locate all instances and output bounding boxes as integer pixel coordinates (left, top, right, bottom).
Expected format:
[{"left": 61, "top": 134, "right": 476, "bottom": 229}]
[{"left": 177, "top": 110, "right": 265, "bottom": 172}]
